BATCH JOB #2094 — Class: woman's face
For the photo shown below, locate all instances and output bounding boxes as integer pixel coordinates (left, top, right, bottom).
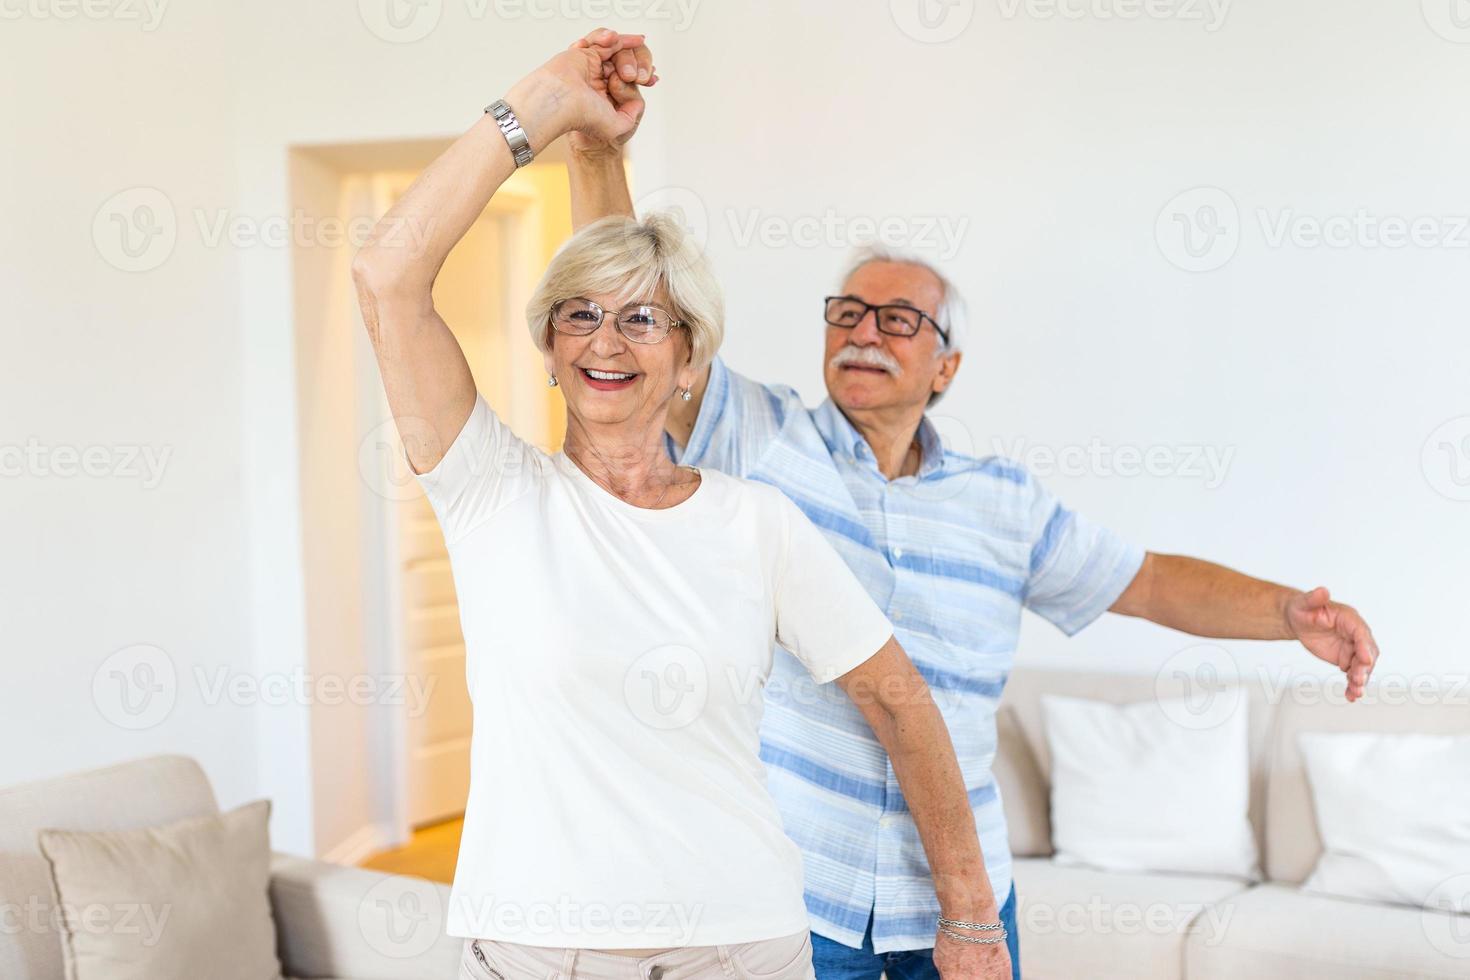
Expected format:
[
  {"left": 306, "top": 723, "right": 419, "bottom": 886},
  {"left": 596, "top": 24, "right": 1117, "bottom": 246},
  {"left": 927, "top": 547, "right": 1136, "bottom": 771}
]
[{"left": 543, "top": 288, "right": 694, "bottom": 435}]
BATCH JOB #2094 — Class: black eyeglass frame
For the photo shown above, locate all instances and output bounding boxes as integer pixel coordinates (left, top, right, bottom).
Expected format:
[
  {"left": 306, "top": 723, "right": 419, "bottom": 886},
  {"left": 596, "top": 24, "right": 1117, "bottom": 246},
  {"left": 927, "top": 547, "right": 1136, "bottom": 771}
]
[
  {"left": 822, "top": 295, "right": 949, "bottom": 346},
  {"left": 549, "top": 297, "right": 685, "bottom": 345}
]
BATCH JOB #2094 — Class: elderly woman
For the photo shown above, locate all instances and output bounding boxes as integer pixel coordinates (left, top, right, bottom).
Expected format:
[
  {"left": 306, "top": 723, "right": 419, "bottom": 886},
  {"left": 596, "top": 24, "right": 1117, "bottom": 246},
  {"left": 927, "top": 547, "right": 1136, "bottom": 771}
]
[{"left": 352, "top": 37, "right": 1005, "bottom": 980}]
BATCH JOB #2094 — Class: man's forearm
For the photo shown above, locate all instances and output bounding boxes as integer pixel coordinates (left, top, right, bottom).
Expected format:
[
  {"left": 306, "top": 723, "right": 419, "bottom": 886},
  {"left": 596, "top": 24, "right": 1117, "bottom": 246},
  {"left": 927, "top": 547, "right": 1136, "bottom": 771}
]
[
  {"left": 1112, "top": 552, "right": 1299, "bottom": 639},
  {"left": 875, "top": 699, "right": 996, "bottom": 919},
  {"left": 568, "top": 148, "right": 634, "bottom": 230}
]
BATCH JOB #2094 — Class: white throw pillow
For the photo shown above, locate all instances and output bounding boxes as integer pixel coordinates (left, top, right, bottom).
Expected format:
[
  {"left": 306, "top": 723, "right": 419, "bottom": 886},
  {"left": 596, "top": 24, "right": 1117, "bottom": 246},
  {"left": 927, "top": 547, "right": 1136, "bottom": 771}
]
[
  {"left": 1042, "top": 694, "right": 1259, "bottom": 879},
  {"left": 1299, "top": 731, "right": 1470, "bottom": 910}
]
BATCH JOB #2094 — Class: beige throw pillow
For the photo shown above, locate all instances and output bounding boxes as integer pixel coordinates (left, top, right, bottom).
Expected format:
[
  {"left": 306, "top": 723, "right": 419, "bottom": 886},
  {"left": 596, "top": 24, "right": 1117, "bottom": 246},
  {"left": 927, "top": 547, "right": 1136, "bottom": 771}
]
[{"left": 37, "top": 799, "right": 282, "bottom": 980}]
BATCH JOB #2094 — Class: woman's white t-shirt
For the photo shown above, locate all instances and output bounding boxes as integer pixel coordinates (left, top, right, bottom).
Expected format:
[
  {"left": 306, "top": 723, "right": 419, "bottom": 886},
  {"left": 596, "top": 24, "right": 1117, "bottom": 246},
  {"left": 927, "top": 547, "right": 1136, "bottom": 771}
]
[{"left": 415, "top": 395, "right": 896, "bottom": 949}]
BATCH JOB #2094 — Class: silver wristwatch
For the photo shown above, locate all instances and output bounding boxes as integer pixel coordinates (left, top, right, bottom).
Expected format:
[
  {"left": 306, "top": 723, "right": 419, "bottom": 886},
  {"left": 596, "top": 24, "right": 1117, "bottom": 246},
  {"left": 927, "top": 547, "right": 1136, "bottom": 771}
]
[{"left": 485, "top": 99, "right": 533, "bottom": 168}]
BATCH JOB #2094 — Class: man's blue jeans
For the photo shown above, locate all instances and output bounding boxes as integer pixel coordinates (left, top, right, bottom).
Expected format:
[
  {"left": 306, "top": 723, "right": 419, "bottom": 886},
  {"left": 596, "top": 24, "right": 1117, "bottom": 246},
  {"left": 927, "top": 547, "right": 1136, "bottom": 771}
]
[{"left": 809, "top": 885, "right": 1020, "bottom": 980}]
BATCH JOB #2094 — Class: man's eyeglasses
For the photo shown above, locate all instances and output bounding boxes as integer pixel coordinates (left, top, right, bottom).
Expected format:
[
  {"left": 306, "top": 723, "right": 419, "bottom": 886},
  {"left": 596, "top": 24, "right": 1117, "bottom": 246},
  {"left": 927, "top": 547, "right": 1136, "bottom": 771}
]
[
  {"left": 823, "top": 296, "right": 948, "bottom": 345},
  {"left": 550, "top": 297, "right": 682, "bottom": 345}
]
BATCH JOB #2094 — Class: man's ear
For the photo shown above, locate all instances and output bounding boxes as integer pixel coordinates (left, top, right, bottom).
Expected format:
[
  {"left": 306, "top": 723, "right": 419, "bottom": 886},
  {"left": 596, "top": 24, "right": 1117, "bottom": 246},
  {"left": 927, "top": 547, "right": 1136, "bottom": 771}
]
[{"left": 934, "top": 349, "right": 962, "bottom": 395}]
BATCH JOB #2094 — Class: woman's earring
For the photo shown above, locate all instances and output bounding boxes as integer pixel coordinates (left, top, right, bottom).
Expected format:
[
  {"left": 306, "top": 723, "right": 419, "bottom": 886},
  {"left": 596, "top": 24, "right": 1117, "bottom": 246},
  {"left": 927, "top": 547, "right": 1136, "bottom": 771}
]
[
  {"left": 679, "top": 387, "right": 692, "bottom": 401},
  {"left": 547, "top": 375, "right": 558, "bottom": 388}
]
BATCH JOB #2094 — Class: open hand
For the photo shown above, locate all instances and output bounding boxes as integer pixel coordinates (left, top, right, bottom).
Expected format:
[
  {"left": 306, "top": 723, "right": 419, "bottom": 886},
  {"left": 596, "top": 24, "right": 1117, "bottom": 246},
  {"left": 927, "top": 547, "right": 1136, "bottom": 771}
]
[{"left": 1286, "top": 586, "right": 1380, "bottom": 701}]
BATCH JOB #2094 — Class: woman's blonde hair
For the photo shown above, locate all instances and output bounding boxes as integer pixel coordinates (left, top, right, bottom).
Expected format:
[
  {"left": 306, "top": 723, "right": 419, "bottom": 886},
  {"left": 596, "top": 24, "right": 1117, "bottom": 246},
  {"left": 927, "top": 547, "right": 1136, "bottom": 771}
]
[{"left": 526, "top": 212, "right": 724, "bottom": 371}]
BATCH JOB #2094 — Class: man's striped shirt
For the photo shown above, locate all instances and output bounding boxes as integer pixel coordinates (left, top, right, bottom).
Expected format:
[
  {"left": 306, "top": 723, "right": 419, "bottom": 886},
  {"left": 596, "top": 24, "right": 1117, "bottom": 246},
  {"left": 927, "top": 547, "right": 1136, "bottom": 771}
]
[{"left": 666, "top": 355, "right": 1144, "bottom": 953}]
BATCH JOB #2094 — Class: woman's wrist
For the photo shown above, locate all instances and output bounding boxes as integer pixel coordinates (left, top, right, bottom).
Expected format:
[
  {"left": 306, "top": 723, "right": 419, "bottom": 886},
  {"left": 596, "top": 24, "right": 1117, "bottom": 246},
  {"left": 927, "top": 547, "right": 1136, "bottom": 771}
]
[{"left": 503, "top": 69, "right": 576, "bottom": 155}]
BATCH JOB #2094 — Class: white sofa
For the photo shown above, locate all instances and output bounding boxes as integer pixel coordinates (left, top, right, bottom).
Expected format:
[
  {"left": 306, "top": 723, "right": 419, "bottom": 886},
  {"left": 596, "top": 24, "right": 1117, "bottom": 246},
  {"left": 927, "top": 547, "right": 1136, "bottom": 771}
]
[
  {"left": 993, "top": 667, "right": 1470, "bottom": 980},
  {"left": 0, "top": 755, "right": 463, "bottom": 980}
]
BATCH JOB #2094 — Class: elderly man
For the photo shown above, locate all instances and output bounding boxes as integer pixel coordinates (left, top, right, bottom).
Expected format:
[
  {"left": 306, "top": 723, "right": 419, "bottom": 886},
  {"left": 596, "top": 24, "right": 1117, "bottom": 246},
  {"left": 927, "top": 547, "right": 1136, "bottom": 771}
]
[{"left": 559, "top": 30, "right": 1379, "bottom": 980}]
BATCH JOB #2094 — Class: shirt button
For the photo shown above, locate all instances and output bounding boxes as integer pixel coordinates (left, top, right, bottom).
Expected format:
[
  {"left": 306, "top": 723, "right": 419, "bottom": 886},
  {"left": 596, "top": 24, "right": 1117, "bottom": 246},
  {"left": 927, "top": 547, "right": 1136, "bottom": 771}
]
[
  {"left": 892, "top": 611, "right": 904, "bottom": 622},
  {"left": 892, "top": 547, "right": 904, "bottom": 560},
  {"left": 879, "top": 815, "right": 899, "bottom": 829}
]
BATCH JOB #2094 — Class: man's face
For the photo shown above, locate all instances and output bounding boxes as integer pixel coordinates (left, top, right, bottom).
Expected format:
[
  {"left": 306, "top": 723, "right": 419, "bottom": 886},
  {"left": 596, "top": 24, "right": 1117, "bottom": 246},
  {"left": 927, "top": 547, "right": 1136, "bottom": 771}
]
[{"left": 823, "top": 261, "right": 961, "bottom": 415}]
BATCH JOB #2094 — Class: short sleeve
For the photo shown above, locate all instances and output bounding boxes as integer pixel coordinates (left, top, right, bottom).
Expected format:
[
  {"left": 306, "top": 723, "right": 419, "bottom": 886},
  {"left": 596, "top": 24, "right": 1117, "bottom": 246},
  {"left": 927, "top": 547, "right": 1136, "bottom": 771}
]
[
  {"left": 1021, "top": 474, "right": 1145, "bottom": 636},
  {"left": 666, "top": 355, "right": 799, "bottom": 477},
  {"left": 772, "top": 493, "right": 895, "bottom": 683},
  {"left": 414, "top": 394, "right": 541, "bottom": 544}
]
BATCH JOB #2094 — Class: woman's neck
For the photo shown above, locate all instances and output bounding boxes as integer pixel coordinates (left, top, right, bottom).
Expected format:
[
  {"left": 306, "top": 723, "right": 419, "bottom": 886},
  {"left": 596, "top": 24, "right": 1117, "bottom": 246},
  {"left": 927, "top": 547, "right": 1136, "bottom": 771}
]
[{"left": 561, "top": 415, "right": 682, "bottom": 498}]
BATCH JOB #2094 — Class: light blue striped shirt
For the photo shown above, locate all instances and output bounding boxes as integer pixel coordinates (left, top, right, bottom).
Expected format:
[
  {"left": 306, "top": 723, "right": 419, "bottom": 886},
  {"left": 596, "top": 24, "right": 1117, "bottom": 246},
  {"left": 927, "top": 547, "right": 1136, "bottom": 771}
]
[{"left": 666, "top": 355, "right": 1145, "bottom": 953}]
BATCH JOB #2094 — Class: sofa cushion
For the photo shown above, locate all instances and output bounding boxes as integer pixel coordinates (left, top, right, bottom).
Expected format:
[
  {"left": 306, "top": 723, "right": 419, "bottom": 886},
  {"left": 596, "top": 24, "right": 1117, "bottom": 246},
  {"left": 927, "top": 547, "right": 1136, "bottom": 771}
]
[
  {"left": 1183, "top": 882, "right": 1470, "bottom": 980},
  {"left": 38, "top": 799, "right": 282, "bottom": 980},
  {"left": 270, "top": 854, "right": 463, "bottom": 980},
  {"left": 994, "top": 705, "right": 1051, "bottom": 857},
  {"left": 0, "top": 755, "right": 218, "bottom": 980},
  {"left": 1265, "top": 682, "right": 1470, "bottom": 884},
  {"left": 1041, "top": 694, "right": 1258, "bottom": 880},
  {"left": 1011, "top": 857, "right": 1248, "bottom": 980},
  {"left": 1298, "top": 731, "right": 1470, "bottom": 910},
  {"left": 1000, "top": 666, "right": 1275, "bottom": 860}
]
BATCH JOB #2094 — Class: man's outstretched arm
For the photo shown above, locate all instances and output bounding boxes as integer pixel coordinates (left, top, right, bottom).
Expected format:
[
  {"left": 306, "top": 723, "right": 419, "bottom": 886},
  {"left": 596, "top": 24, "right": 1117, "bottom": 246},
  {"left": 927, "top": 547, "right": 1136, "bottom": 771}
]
[{"left": 1110, "top": 553, "right": 1380, "bottom": 700}]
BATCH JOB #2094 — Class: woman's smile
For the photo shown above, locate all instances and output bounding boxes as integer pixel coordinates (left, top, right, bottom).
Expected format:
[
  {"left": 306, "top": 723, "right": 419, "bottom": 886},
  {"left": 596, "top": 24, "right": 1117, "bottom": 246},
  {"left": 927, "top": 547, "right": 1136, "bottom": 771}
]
[{"left": 578, "top": 365, "right": 640, "bottom": 390}]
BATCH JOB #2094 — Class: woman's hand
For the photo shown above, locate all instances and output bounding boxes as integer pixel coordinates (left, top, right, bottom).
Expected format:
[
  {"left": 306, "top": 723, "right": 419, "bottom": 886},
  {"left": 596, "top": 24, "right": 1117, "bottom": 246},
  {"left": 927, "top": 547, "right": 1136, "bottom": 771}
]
[
  {"left": 503, "top": 30, "right": 653, "bottom": 154},
  {"left": 566, "top": 28, "right": 657, "bottom": 157}
]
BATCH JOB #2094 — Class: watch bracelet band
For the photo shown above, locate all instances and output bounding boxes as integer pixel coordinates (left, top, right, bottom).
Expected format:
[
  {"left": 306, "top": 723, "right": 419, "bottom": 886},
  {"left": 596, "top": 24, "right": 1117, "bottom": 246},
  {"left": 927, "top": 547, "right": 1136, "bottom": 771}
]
[{"left": 485, "top": 99, "right": 533, "bottom": 168}]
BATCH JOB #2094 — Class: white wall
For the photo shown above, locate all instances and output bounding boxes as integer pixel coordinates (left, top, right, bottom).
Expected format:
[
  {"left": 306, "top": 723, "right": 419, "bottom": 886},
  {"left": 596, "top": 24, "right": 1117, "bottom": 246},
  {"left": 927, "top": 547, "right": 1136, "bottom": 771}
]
[
  {"left": 3, "top": 0, "right": 1465, "bottom": 855},
  {"left": 638, "top": 0, "right": 1470, "bottom": 688}
]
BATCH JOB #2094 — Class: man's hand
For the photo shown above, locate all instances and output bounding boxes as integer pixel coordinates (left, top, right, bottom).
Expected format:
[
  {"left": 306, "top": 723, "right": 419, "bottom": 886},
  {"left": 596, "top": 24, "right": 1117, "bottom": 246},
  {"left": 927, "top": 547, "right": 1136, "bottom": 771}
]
[
  {"left": 1285, "top": 586, "right": 1380, "bottom": 701},
  {"left": 567, "top": 27, "right": 656, "bottom": 156},
  {"left": 932, "top": 927, "right": 1013, "bottom": 979}
]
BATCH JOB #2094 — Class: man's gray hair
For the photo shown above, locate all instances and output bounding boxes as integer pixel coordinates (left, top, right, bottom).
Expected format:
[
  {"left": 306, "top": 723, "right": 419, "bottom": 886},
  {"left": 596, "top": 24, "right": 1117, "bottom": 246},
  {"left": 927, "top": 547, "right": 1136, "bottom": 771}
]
[
  {"left": 838, "top": 246, "right": 967, "bottom": 405},
  {"left": 838, "top": 246, "right": 968, "bottom": 356}
]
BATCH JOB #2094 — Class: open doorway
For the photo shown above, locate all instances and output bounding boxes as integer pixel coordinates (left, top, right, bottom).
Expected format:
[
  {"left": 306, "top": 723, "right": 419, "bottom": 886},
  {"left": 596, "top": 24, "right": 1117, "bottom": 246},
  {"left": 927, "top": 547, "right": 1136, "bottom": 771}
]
[{"left": 289, "top": 137, "right": 595, "bottom": 872}]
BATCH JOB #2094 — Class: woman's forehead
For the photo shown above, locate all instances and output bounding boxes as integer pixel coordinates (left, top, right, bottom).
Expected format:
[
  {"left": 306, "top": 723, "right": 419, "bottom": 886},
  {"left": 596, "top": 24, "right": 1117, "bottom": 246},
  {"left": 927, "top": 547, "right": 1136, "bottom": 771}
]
[{"left": 582, "top": 287, "right": 672, "bottom": 309}]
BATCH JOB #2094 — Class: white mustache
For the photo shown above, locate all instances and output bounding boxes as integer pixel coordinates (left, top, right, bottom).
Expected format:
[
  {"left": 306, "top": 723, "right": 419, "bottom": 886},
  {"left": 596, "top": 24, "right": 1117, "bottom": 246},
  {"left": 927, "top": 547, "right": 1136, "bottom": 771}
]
[{"left": 830, "top": 345, "right": 900, "bottom": 375}]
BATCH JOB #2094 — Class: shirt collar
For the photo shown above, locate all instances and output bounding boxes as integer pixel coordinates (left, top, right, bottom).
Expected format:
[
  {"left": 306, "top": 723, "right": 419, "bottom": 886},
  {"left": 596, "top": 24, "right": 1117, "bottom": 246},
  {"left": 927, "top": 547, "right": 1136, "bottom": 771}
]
[{"left": 815, "top": 398, "right": 946, "bottom": 480}]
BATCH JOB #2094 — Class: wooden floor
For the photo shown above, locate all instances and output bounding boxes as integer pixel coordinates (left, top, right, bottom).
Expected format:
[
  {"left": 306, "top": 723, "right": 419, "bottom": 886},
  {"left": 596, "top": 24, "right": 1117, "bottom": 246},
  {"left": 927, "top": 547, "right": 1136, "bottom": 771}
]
[{"left": 360, "top": 817, "right": 464, "bottom": 883}]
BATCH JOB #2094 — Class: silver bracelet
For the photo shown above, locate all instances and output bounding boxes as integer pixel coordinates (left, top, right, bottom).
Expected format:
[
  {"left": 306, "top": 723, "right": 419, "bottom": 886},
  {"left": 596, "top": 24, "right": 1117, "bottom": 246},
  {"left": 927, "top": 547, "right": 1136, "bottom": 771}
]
[
  {"left": 939, "top": 926, "right": 1008, "bottom": 945},
  {"left": 938, "top": 916, "right": 1004, "bottom": 931}
]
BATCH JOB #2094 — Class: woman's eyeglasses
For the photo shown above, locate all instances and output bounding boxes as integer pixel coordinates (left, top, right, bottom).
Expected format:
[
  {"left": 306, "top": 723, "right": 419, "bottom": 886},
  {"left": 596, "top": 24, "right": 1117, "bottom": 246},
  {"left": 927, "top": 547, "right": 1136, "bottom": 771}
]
[{"left": 551, "top": 297, "right": 682, "bottom": 345}]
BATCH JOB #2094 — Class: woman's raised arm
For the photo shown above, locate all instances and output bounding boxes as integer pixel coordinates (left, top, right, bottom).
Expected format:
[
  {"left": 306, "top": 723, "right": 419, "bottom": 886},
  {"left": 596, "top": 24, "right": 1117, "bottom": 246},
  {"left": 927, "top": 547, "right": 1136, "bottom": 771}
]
[{"left": 351, "top": 34, "right": 645, "bottom": 473}]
